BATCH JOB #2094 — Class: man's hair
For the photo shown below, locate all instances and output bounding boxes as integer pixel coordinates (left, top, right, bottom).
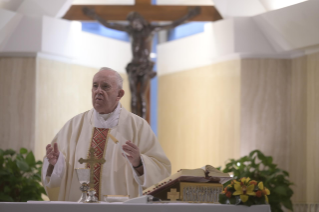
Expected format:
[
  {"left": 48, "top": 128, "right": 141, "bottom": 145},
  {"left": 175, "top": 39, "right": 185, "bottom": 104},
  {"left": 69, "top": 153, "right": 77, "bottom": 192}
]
[{"left": 99, "top": 67, "right": 123, "bottom": 89}]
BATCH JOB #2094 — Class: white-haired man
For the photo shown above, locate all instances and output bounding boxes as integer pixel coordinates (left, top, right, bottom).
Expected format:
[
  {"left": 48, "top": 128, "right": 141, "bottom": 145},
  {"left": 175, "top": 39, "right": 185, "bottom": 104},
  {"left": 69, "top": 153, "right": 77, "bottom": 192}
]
[{"left": 42, "top": 67, "right": 171, "bottom": 201}]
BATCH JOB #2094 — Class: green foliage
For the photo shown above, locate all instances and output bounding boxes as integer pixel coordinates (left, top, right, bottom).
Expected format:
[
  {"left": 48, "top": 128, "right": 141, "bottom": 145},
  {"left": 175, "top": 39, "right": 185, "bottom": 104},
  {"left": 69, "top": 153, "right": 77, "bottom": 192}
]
[
  {"left": 221, "top": 150, "right": 294, "bottom": 212},
  {"left": 0, "top": 148, "right": 46, "bottom": 202}
]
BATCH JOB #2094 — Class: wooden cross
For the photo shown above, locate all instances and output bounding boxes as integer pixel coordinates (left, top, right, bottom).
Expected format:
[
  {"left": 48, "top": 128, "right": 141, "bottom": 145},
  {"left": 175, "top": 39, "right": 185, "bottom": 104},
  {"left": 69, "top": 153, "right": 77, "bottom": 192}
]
[
  {"left": 78, "top": 148, "right": 106, "bottom": 188},
  {"left": 63, "top": 0, "right": 222, "bottom": 22},
  {"left": 167, "top": 188, "right": 180, "bottom": 201}
]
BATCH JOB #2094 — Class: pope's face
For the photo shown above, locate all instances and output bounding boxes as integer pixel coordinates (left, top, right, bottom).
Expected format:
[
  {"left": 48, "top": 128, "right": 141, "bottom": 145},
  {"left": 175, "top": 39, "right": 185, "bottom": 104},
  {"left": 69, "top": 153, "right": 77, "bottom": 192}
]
[{"left": 92, "top": 70, "right": 124, "bottom": 114}]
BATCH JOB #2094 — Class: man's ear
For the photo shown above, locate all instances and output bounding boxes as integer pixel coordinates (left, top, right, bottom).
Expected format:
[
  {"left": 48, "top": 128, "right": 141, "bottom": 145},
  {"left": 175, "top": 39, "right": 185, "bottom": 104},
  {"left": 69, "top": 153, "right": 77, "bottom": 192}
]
[{"left": 117, "top": 89, "right": 125, "bottom": 99}]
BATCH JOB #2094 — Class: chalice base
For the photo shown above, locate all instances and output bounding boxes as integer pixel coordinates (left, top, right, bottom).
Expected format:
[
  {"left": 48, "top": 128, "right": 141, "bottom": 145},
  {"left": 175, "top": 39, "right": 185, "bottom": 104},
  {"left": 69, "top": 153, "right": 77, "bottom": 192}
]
[{"left": 78, "top": 192, "right": 88, "bottom": 203}]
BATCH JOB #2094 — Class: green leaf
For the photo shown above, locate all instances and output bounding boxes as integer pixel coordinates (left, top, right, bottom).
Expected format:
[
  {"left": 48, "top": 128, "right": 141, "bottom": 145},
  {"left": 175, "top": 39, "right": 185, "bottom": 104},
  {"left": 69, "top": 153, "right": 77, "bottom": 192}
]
[
  {"left": 26, "top": 151, "right": 36, "bottom": 167},
  {"left": 36, "top": 161, "right": 43, "bottom": 165},
  {"left": 249, "top": 150, "right": 259, "bottom": 158},
  {"left": 4, "top": 186, "right": 11, "bottom": 193},
  {"left": 0, "top": 155, "right": 4, "bottom": 167},
  {"left": 19, "top": 148, "right": 28, "bottom": 154},
  {"left": 254, "top": 196, "right": 266, "bottom": 205},
  {"left": 266, "top": 156, "right": 273, "bottom": 165},
  {"left": 219, "top": 194, "right": 227, "bottom": 204},
  {"left": 282, "top": 199, "right": 293, "bottom": 210},
  {"left": 16, "top": 160, "right": 29, "bottom": 172},
  {"left": 16, "top": 154, "right": 24, "bottom": 161},
  {"left": 257, "top": 152, "right": 266, "bottom": 163},
  {"left": 4, "top": 149, "right": 15, "bottom": 156},
  {"left": 0, "top": 169, "right": 10, "bottom": 176},
  {"left": 274, "top": 186, "right": 288, "bottom": 196},
  {"left": 229, "top": 196, "right": 237, "bottom": 204},
  {"left": 283, "top": 171, "right": 289, "bottom": 177},
  {"left": 244, "top": 197, "right": 254, "bottom": 207},
  {"left": 0, "top": 193, "right": 14, "bottom": 202}
]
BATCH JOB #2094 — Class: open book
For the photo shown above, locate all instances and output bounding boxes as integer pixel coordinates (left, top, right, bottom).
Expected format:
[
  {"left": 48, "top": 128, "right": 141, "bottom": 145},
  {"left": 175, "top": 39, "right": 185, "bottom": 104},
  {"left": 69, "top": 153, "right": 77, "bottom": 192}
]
[{"left": 143, "top": 165, "right": 232, "bottom": 195}]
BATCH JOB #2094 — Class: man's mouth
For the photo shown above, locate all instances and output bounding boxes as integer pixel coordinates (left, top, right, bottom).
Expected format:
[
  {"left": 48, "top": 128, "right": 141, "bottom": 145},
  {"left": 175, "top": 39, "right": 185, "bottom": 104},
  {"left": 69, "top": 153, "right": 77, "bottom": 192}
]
[{"left": 96, "top": 97, "right": 103, "bottom": 101}]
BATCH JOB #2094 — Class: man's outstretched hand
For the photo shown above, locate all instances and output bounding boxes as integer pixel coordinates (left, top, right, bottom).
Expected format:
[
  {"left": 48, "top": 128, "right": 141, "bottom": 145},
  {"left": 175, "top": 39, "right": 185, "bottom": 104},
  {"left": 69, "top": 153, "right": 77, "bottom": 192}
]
[
  {"left": 122, "top": 141, "right": 141, "bottom": 167},
  {"left": 46, "top": 143, "right": 60, "bottom": 166}
]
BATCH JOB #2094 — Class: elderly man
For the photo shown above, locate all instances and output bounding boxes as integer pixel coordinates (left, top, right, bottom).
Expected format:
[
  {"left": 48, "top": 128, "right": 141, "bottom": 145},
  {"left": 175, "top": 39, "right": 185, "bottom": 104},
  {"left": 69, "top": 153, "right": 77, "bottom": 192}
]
[{"left": 42, "top": 67, "right": 171, "bottom": 201}]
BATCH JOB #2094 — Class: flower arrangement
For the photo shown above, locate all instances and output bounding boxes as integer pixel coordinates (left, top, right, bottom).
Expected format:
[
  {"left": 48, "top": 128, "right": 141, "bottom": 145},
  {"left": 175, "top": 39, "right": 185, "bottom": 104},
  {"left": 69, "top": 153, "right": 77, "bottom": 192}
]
[
  {"left": 219, "top": 150, "right": 293, "bottom": 212},
  {"left": 219, "top": 177, "right": 270, "bottom": 206}
]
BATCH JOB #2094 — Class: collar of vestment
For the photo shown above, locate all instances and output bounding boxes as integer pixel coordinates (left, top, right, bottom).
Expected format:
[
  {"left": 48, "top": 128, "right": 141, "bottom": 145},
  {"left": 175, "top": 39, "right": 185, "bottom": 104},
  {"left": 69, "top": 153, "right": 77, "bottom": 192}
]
[
  {"left": 93, "top": 103, "right": 121, "bottom": 129},
  {"left": 89, "top": 104, "right": 131, "bottom": 144}
]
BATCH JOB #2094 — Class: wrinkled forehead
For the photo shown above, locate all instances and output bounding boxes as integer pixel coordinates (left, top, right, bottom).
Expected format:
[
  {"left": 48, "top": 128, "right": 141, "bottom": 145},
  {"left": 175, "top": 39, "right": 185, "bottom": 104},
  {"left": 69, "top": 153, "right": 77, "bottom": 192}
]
[{"left": 93, "top": 70, "right": 116, "bottom": 84}]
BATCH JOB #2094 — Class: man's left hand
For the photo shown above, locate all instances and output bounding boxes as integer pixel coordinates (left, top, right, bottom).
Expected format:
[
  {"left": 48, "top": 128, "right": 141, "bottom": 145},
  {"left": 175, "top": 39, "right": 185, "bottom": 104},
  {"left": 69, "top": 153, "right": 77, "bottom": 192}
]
[{"left": 122, "top": 141, "right": 141, "bottom": 167}]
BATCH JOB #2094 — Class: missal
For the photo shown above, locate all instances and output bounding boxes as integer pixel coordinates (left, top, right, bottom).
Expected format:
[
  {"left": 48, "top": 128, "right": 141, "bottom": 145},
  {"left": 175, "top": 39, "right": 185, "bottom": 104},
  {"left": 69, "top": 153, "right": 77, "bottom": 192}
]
[{"left": 143, "top": 165, "right": 232, "bottom": 197}]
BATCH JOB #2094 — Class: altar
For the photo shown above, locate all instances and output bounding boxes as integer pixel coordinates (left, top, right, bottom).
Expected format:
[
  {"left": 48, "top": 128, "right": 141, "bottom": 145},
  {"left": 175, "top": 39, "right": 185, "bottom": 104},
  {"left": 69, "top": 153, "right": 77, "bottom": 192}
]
[{"left": 0, "top": 202, "right": 271, "bottom": 212}]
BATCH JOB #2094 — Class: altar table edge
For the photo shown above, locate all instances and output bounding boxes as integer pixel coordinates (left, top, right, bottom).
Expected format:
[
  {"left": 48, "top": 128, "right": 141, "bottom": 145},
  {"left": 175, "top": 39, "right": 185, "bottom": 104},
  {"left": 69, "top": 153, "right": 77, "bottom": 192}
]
[{"left": 0, "top": 202, "right": 271, "bottom": 212}]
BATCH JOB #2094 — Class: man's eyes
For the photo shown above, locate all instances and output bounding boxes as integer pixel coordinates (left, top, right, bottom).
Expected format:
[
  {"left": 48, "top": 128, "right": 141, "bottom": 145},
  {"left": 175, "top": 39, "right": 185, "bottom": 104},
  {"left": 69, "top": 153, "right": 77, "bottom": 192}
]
[{"left": 92, "top": 84, "right": 110, "bottom": 89}]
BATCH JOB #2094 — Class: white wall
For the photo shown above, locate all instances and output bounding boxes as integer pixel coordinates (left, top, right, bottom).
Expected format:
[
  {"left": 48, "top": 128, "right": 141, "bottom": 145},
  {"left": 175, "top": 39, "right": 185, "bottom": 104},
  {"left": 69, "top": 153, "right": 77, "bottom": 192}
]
[
  {"left": 1, "top": 0, "right": 319, "bottom": 75},
  {"left": 213, "top": 0, "right": 266, "bottom": 18},
  {"left": 73, "top": 31, "right": 131, "bottom": 72},
  {"left": 253, "top": 0, "right": 319, "bottom": 52},
  {"left": 0, "top": 8, "right": 22, "bottom": 51},
  {"left": 0, "top": 8, "right": 131, "bottom": 73},
  {"left": 2, "top": 15, "right": 42, "bottom": 52},
  {"left": 157, "top": 0, "right": 319, "bottom": 76}
]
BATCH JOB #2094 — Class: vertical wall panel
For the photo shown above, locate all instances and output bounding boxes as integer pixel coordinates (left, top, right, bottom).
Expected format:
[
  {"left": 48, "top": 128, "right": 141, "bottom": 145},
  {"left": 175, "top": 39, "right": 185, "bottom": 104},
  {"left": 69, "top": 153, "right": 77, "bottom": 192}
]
[
  {"left": 306, "top": 52, "right": 319, "bottom": 204},
  {"left": 0, "top": 57, "right": 36, "bottom": 152},
  {"left": 158, "top": 60, "right": 241, "bottom": 173},
  {"left": 240, "top": 59, "right": 291, "bottom": 171},
  {"left": 290, "top": 56, "right": 308, "bottom": 204}
]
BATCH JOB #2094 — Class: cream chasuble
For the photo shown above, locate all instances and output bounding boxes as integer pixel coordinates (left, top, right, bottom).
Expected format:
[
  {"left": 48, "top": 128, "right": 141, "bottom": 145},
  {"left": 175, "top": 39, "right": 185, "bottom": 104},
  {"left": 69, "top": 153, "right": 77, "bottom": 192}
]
[{"left": 41, "top": 106, "right": 171, "bottom": 201}]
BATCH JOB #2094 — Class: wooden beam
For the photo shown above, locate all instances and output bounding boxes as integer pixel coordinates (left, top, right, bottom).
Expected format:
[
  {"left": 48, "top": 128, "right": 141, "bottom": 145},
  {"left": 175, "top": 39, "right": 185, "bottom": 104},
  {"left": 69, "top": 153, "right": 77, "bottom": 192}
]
[
  {"left": 63, "top": 5, "right": 222, "bottom": 22},
  {"left": 135, "top": 0, "right": 152, "bottom": 5}
]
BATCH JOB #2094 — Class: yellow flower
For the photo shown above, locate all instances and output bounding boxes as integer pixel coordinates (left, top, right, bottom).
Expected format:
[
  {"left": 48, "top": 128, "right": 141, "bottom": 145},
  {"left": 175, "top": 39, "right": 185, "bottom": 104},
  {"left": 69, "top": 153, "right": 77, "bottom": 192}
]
[
  {"left": 243, "top": 177, "right": 251, "bottom": 184},
  {"left": 233, "top": 182, "right": 256, "bottom": 202},
  {"left": 234, "top": 177, "right": 251, "bottom": 187},
  {"left": 258, "top": 182, "right": 270, "bottom": 203},
  {"left": 227, "top": 184, "right": 233, "bottom": 188}
]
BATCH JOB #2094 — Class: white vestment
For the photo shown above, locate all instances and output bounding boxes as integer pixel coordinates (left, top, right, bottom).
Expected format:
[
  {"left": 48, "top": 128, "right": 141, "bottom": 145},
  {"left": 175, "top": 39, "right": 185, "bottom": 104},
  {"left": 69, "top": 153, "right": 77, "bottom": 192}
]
[{"left": 41, "top": 106, "right": 171, "bottom": 201}]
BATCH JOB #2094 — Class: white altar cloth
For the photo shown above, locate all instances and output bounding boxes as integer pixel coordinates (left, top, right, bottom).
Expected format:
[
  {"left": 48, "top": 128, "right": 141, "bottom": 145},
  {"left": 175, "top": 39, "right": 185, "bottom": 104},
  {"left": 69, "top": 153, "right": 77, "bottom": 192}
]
[{"left": 0, "top": 202, "right": 271, "bottom": 212}]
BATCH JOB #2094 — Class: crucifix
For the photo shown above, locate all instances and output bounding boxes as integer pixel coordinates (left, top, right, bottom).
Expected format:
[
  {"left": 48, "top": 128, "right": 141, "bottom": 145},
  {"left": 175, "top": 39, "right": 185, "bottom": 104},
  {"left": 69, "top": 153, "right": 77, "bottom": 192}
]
[
  {"left": 167, "top": 188, "right": 180, "bottom": 201},
  {"left": 63, "top": 0, "right": 222, "bottom": 121},
  {"left": 78, "top": 147, "right": 106, "bottom": 189}
]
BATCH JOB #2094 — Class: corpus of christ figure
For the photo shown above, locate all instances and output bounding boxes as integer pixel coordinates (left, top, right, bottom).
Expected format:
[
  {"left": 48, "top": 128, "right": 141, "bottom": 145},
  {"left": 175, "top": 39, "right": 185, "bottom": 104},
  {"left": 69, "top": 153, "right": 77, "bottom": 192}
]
[{"left": 83, "top": 7, "right": 200, "bottom": 119}]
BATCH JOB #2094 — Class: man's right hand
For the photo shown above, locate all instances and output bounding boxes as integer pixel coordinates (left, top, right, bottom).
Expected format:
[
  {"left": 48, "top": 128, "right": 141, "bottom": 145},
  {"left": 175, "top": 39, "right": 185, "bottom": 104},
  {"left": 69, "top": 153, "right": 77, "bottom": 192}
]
[{"left": 46, "top": 143, "right": 60, "bottom": 166}]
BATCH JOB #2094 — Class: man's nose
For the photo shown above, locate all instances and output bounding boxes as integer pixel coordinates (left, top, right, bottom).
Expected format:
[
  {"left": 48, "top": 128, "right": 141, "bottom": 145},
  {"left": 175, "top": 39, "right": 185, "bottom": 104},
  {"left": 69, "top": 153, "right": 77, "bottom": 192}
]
[{"left": 95, "top": 86, "right": 103, "bottom": 94}]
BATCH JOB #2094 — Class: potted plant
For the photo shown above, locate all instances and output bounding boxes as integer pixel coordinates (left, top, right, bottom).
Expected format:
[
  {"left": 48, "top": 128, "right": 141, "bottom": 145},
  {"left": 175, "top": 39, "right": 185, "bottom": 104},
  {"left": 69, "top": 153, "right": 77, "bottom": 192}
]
[
  {"left": 219, "top": 150, "right": 294, "bottom": 212},
  {"left": 0, "top": 148, "right": 46, "bottom": 202}
]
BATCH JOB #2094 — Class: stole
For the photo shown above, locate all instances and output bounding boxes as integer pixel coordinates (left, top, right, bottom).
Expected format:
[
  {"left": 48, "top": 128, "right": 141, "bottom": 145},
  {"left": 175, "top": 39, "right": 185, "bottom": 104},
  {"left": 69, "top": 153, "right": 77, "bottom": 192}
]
[{"left": 86, "top": 127, "right": 109, "bottom": 198}]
